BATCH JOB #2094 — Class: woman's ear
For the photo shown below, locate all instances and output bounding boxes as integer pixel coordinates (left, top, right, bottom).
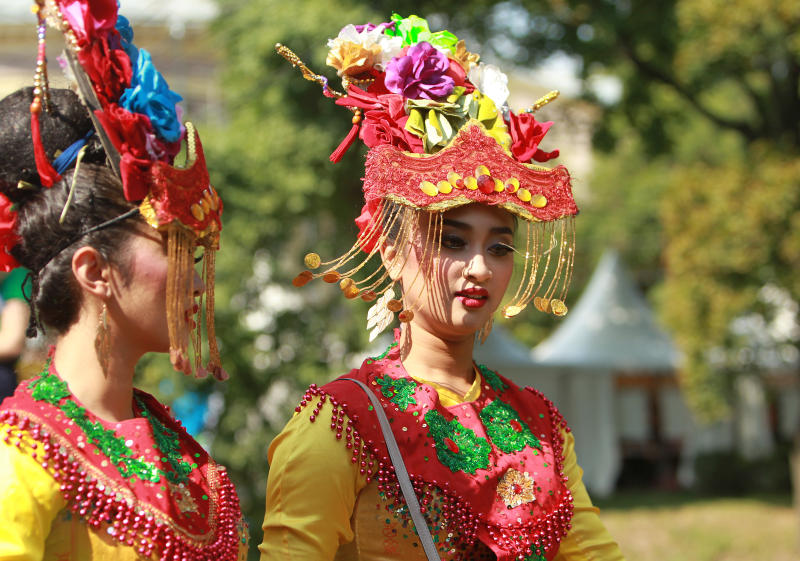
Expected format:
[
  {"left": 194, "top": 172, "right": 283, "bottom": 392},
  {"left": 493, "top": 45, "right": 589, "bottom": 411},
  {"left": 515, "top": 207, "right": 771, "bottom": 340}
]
[
  {"left": 379, "top": 240, "right": 403, "bottom": 282},
  {"left": 72, "top": 246, "right": 112, "bottom": 299}
]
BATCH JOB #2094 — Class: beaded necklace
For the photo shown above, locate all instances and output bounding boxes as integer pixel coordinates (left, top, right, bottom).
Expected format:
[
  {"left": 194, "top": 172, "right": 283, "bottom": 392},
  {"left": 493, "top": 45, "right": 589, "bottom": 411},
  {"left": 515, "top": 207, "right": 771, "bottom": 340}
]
[{"left": 28, "top": 360, "right": 195, "bottom": 485}]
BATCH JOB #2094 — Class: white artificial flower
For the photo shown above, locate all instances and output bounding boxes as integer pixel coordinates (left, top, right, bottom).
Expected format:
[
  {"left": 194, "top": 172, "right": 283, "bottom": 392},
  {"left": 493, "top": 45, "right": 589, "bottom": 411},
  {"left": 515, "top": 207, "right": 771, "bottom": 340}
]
[{"left": 468, "top": 63, "right": 510, "bottom": 110}]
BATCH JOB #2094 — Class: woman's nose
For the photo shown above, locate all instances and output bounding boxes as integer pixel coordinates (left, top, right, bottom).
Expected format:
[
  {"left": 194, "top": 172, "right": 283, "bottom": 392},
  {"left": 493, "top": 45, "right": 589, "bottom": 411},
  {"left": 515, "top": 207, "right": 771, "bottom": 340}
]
[
  {"left": 192, "top": 267, "right": 206, "bottom": 297},
  {"left": 463, "top": 253, "right": 492, "bottom": 282}
]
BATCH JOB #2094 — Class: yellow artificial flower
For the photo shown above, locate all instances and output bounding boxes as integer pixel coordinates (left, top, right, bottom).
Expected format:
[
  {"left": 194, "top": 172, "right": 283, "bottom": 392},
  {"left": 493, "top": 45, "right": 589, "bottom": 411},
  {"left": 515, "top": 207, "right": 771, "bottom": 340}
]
[
  {"left": 326, "top": 39, "right": 381, "bottom": 77},
  {"left": 452, "top": 40, "right": 480, "bottom": 72}
]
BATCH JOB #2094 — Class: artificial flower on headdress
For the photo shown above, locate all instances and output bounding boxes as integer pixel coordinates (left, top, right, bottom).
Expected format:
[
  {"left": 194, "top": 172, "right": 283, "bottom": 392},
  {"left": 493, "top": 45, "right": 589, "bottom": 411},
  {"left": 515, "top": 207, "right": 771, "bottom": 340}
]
[
  {"left": 506, "top": 111, "right": 560, "bottom": 163},
  {"left": 385, "top": 13, "right": 458, "bottom": 53},
  {"left": 467, "top": 63, "right": 510, "bottom": 111},
  {"left": 279, "top": 12, "right": 576, "bottom": 328},
  {"left": 0, "top": 193, "right": 20, "bottom": 272},
  {"left": 327, "top": 23, "right": 403, "bottom": 76}
]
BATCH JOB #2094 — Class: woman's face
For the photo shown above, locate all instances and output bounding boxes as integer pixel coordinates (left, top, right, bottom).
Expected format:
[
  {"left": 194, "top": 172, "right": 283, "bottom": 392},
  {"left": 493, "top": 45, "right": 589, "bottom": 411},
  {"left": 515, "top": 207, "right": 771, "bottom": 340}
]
[
  {"left": 110, "top": 224, "right": 202, "bottom": 355},
  {"left": 393, "top": 204, "right": 516, "bottom": 340}
]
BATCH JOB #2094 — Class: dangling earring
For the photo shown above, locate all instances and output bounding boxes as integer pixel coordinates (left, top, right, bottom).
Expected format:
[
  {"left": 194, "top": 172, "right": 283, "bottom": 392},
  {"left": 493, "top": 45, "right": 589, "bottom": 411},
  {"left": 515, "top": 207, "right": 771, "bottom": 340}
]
[
  {"left": 477, "top": 314, "right": 494, "bottom": 344},
  {"left": 94, "top": 302, "right": 110, "bottom": 374}
]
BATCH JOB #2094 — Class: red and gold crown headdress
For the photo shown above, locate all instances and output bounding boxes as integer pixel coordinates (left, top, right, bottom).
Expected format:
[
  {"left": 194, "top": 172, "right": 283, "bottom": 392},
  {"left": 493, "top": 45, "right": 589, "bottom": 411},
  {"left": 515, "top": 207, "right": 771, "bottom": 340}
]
[
  {"left": 280, "top": 14, "right": 577, "bottom": 339},
  {"left": 17, "top": 0, "right": 225, "bottom": 378}
]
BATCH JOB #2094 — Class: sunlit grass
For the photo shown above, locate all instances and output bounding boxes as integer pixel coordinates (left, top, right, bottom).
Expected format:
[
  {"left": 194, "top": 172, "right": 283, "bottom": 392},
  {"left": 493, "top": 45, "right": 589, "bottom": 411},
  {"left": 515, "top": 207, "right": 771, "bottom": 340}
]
[{"left": 596, "top": 492, "right": 797, "bottom": 561}]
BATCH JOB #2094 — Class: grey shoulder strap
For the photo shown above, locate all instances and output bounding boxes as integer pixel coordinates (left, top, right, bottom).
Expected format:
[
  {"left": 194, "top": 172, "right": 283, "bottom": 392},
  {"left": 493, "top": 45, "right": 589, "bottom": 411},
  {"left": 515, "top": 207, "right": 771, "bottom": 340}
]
[{"left": 341, "top": 377, "right": 441, "bottom": 561}]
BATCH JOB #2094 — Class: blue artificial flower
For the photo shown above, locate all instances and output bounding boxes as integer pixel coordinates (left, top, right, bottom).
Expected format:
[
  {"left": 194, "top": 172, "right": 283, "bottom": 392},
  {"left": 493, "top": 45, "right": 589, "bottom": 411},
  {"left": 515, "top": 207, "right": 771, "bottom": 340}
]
[
  {"left": 120, "top": 49, "right": 183, "bottom": 143},
  {"left": 115, "top": 14, "right": 139, "bottom": 65}
]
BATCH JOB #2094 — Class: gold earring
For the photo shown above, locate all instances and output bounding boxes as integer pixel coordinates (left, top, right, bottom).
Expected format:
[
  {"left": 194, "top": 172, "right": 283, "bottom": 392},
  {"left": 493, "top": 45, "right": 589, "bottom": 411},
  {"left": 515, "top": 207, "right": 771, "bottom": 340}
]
[
  {"left": 477, "top": 314, "right": 494, "bottom": 344},
  {"left": 94, "top": 302, "right": 110, "bottom": 374}
]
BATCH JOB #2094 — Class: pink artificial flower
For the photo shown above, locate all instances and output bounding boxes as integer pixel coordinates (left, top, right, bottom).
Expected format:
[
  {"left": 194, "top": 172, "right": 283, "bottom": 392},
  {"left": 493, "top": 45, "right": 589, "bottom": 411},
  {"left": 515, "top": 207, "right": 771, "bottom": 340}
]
[{"left": 59, "top": 0, "right": 118, "bottom": 42}]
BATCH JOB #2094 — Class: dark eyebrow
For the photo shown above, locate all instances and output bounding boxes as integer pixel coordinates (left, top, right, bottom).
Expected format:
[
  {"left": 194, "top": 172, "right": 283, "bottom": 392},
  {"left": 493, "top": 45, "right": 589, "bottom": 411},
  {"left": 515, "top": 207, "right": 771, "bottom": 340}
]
[{"left": 442, "top": 218, "right": 514, "bottom": 236}]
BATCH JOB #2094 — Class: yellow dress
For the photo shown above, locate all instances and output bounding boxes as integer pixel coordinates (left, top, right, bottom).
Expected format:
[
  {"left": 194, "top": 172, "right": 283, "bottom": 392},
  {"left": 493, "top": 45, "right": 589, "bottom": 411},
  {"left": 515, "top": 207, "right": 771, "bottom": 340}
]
[{"left": 260, "top": 356, "right": 625, "bottom": 561}]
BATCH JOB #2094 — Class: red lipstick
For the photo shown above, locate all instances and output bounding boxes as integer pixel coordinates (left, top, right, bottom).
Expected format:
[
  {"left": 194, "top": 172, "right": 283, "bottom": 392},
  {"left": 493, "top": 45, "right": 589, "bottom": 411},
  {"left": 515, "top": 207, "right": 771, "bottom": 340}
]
[{"left": 455, "top": 287, "right": 489, "bottom": 309}]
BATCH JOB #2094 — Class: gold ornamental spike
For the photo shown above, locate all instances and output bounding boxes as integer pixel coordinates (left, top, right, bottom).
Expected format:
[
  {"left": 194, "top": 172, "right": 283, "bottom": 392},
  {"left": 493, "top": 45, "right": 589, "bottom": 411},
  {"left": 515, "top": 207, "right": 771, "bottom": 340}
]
[
  {"left": 274, "top": 43, "right": 345, "bottom": 98},
  {"left": 527, "top": 90, "right": 560, "bottom": 113}
]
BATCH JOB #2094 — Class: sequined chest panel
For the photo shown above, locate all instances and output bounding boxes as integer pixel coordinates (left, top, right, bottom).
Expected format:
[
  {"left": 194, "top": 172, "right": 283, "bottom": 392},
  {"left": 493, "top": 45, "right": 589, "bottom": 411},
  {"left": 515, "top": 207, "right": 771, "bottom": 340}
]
[
  {"left": 313, "top": 347, "right": 573, "bottom": 561},
  {"left": 0, "top": 368, "right": 247, "bottom": 561}
]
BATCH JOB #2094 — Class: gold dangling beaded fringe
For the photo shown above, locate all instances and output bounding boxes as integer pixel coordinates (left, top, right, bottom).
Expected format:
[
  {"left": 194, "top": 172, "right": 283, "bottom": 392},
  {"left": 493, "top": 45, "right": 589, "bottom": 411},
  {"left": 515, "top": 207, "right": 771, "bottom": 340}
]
[
  {"left": 166, "top": 223, "right": 195, "bottom": 375},
  {"left": 203, "top": 244, "right": 227, "bottom": 381},
  {"left": 502, "top": 216, "right": 575, "bottom": 318}
]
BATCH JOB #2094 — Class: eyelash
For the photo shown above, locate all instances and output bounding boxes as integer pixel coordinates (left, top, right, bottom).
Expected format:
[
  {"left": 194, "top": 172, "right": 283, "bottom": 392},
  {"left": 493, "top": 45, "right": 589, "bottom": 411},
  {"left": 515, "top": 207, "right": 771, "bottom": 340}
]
[{"left": 440, "top": 234, "right": 515, "bottom": 256}]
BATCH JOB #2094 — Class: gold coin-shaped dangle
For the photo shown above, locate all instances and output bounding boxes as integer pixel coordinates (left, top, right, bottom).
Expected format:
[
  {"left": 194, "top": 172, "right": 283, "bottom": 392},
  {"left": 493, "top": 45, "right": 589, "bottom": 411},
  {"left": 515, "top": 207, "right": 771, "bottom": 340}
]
[
  {"left": 339, "top": 278, "right": 355, "bottom": 291},
  {"left": 550, "top": 299, "right": 568, "bottom": 316},
  {"left": 304, "top": 253, "right": 321, "bottom": 269},
  {"left": 322, "top": 271, "right": 341, "bottom": 283},
  {"left": 386, "top": 299, "right": 403, "bottom": 313},
  {"left": 360, "top": 290, "right": 377, "bottom": 302},
  {"left": 292, "top": 270, "right": 313, "bottom": 287},
  {"left": 502, "top": 304, "right": 524, "bottom": 318},
  {"left": 398, "top": 310, "right": 414, "bottom": 322},
  {"left": 344, "top": 285, "right": 360, "bottom": 299}
]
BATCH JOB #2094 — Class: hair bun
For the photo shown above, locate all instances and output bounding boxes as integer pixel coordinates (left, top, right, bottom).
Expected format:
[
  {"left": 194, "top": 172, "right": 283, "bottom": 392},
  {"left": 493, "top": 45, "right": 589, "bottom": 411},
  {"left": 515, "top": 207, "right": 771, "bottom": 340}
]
[{"left": 0, "top": 87, "right": 100, "bottom": 202}]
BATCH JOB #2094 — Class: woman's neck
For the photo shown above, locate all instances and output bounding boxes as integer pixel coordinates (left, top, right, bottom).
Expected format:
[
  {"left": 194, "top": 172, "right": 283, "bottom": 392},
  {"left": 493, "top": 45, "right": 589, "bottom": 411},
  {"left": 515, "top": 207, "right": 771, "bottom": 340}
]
[
  {"left": 52, "top": 307, "right": 139, "bottom": 422},
  {"left": 398, "top": 322, "right": 476, "bottom": 397}
]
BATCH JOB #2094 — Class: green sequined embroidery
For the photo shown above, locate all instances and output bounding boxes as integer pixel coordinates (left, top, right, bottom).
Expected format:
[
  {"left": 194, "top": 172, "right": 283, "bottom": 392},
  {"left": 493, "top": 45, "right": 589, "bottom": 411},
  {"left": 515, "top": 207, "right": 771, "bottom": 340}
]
[
  {"left": 525, "top": 551, "right": 547, "bottom": 561},
  {"left": 375, "top": 374, "right": 418, "bottom": 411},
  {"left": 477, "top": 364, "right": 507, "bottom": 393},
  {"left": 424, "top": 410, "right": 490, "bottom": 474},
  {"left": 479, "top": 399, "right": 541, "bottom": 453},
  {"left": 30, "top": 364, "right": 192, "bottom": 484},
  {"left": 366, "top": 341, "right": 398, "bottom": 364},
  {"left": 135, "top": 396, "right": 193, "bottom": 483}
]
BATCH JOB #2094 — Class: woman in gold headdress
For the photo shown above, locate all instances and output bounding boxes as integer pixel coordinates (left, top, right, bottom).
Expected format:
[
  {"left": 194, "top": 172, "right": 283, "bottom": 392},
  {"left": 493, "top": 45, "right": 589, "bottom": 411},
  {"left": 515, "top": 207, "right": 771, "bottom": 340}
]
[{"left": 259, "top": 14, "right": 624, "bottom": 561}]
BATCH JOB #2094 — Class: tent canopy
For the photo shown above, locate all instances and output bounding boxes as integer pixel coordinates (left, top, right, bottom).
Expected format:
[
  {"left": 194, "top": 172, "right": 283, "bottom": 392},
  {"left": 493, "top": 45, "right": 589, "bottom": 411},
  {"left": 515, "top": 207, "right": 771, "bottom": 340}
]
[{"left": 532, "top": 250, "right": 680, "bottom": 372}]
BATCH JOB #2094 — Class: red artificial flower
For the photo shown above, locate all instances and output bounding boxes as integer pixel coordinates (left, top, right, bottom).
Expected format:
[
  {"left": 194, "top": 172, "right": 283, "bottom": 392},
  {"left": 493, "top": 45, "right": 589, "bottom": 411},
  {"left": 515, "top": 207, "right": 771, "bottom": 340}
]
[
  {"left": 119, "top": 152, "right": 153, "bottom": 202},
  {"left": 59, "top": 0, "right": 118, "bottom": 42},
  {"left": 354, "top": 200, "right": 381, "bottom": 253},
  {"left": 77, "top": 36, "right": 133, "bottom": 105},
  {"left": 0, "top": 193, "right": 20, "bottom": 272},
  {"left": 505, "top": 111, "right": 560, "bottom": 163},
  {"left": 445, "top": 58, "right": 474, "bottom": 94},
  {"left": 94, "top": 103, "right": 152, "bottom": 160},
  {"left": 337, "top": 86, "right": 424, "bottom": 153}
]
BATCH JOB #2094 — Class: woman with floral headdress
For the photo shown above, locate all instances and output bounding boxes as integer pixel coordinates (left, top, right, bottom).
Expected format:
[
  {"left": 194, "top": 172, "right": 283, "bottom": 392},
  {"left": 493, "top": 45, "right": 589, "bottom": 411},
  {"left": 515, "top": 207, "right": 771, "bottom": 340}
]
[
  {"left": 260, "top": 14, "right": 624, "bottom": 561},
  {"left": 0, "top": 2, "right": 246, "bottom": 559}
]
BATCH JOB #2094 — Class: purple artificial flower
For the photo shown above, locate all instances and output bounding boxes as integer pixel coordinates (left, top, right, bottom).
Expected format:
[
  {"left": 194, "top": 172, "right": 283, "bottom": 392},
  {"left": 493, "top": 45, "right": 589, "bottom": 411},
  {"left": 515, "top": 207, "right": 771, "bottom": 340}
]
[
  {"left": 352, "top": 21, "right": 395, "bottom": 33},
  {"left": 384, "top": 41, "right": 455, "bottom": 100}
]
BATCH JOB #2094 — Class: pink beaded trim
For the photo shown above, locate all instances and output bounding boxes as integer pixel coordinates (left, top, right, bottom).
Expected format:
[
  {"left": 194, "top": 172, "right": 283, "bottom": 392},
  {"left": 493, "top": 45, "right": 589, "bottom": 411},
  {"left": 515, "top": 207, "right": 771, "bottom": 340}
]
[
  {"left": 0, "top": 410, "right": 244, "bottom": 561},
  {"left": 297, "top": 382, "right": 575, "bottom": 560}
]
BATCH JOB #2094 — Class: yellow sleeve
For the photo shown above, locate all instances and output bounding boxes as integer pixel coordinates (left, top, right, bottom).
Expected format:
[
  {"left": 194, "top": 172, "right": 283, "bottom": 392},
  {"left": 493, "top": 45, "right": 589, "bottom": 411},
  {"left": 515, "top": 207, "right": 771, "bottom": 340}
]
[
  {"left": 0, "top": 429, "right": 66, "bottom": 561},
  {"left": 259, "top": 400, "right": 368, "bottom": 561},
  {"left": 554, "top": 430, "right": 625, "bottom": 561}
]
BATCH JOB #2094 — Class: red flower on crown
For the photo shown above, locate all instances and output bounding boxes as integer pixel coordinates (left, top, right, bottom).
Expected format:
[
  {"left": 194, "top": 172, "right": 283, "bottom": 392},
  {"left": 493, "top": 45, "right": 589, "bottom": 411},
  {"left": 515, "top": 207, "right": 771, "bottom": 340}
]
[
  {"left": 0, "top": 193, "right": 20, "bottom": 272},
  {"left": 506, "top": 111, "right": 560, "bottom": 163}
]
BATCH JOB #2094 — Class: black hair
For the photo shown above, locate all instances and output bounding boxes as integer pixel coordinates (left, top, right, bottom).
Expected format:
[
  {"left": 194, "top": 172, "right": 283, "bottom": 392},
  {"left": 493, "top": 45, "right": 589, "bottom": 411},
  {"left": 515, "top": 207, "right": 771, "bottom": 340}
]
[{"left": 0, "top": 88, "right": 140, "bottom": 334}]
